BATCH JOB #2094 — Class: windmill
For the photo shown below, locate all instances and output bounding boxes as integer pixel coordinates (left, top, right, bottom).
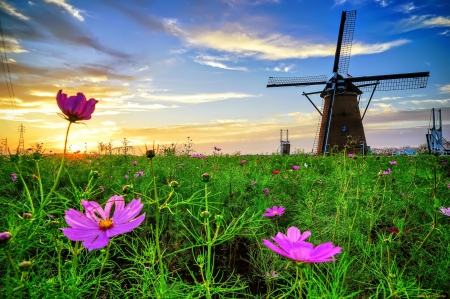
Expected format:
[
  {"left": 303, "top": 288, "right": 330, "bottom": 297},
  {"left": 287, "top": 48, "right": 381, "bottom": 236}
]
[{"left": 266, "top": 10, "right": 429, "bottom": 155}]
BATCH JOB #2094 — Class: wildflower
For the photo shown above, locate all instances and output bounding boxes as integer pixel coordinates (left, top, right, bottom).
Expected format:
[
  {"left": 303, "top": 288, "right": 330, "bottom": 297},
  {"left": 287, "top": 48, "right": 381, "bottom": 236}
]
[
  {"left": 440, "top": 206, "right": 450, "bottom": 217},
  {"left": 214, "top": 146, "right": 221, "bottom": 151},
  {"left": 146, "top": 149, "right": 156, "bottom": 159},
  {"left": 447, "top": 183, "right": 450, "bottom": 189},
  {"left": 262, "top": 188, "right": 269, "bottom": 196},
  {"left": 265, "top": 270, "right": 279, "bottom": 278},
  {"left": 348, "top": 154, "right": 354, "bottom": 158},
  {"left": 304, "top": 163, "right": 308, "bottom": 168},
  {"left": 317, "top": 180, "right": 323, "bottom": 185},
  {"left": 56, "top": 90, "right": 98, "bottom": 123},
  {"left": 125, "top": 174, "right": 129, "bottom": 180},
  {"left": 383, "top": 168, "right": 391, "bottom": 175},
  {"left": 272, "top": 170, "right": 280, "bottom": 175},
  {"left": 240, "top": 159, "right": 247, "bottom": 166},
  {"left": 442, "top": 160, "right": 447, "bottom": 165},
  {"left": 190, "top": 153, "right": 204, "bottom": 159},
  {"left": 389, "top": 161, "right": 397, "bottom": 165},
  {"left": 200, "top": 211, "right": 210, "bottom": 219},
  {"left": 60, "top": 195, "right": 145, "bottom": 251},
  {"left": 11, "top": 173, "right": 17, "bottom": 182},
  {"left": 99, "top": 186, "right": 104, "bottom": 192},
  {"left": 132, "top": 161, "right": 137, "bottom": 166},
  {"left": 284, "top": 175, "right": 288, "bottom": 179},
  {"left": 263, "top": 226, "right": 342, "bottom": 263},
  {"left": 251, "top": 180, "right": 257, "bottom": 185},
  {"left": 263, "top": 206, "right": 285, "bottom": 217},
  {"left": 293, "top": 165, "right": 300, "bottom": 170}
]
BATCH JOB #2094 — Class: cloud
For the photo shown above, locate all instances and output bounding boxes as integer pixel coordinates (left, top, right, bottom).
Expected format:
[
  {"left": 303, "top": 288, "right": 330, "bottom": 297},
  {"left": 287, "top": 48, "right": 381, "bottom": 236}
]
[
  {"left": 44, "top": 0, "right": 85, "bottom": 21},
  {"left": 0, "top": 0, "right": 30, "bottom": 20},
  {"left": 440, "top": 30, "right": 450, "bottom": 36},
  {"left": 395, "top": 15, "right": 450, "bottom": 32},
  {"left": 439, "top": 84, "right": 450, "bottom": 93},
  {"left": 396, "top": 2, "right": 417, "bottom": 13},
  {"left": 140, "top": 92, "right": 259, "bottom": 104},
  {"left": 179, "top": 24, "right": 409, "bottom": 60},
  {"left": 375, "top": 0, "right": 391, "bottom": 7},
  {"left": 193, "top": 53, "right": 248, "bottom": 71},
  {"left": 265, "top": 63, "right": 295, "bottom": 72},
  {"left": 1, "top": 36, "right": 28, "bottom": 53}
]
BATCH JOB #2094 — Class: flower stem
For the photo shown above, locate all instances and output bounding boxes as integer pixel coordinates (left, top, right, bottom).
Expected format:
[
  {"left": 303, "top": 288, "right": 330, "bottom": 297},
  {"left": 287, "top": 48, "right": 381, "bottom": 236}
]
[
  {"left": 41, "top": 122, "right": 72, "bottom": 217},
  {"left": 204, "top": 182, "right": 212, "bottom": 299},
  {"left": 94, "top": 242, "right": 110, "bottom": 299},
  {"left": 14, "top": 164, "right": 34, "bottom": 214}
]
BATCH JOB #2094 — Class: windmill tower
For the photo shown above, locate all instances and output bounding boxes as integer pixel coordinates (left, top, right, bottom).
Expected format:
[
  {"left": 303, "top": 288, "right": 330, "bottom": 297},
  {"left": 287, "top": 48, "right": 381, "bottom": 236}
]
[{"left": 266, "top": 10, "right": 429, "bottom": 154}]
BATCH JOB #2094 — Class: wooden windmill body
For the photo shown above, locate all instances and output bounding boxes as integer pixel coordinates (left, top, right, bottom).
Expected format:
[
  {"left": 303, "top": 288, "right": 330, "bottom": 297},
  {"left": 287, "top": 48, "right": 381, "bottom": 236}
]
[{"left": 266, "top": 10, "right": 429, "bottom": 155}]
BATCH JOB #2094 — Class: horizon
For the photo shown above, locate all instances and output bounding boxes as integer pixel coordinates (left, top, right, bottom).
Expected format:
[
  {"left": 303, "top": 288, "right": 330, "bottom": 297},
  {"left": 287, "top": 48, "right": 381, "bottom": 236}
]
[{"left": 1, "top": 0, "right": 450, "bottom": 155}]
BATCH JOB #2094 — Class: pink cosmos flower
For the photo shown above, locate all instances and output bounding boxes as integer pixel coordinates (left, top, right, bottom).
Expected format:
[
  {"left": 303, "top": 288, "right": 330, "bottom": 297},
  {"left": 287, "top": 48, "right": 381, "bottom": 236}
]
[
  {"left": 263, "top": 226, "right": 342, "bottom": 263},
  {"left": 214, "top": 146, "right": 221, "bottom": 151},
  {"left": 11, "top": 173, "right": 17, "bottom": 182},
  {"left": 265, "top": 270, "right": 278, "bottom": 278},
  {"left": 389, "top": 161, "right": 397, "bottom": 165},
  {"left": 132, "top": 161, "right": 137, "bottom": 166},
  {"left": 61, "top": 195, "right": 145, "bottom": 251},
  {"left": 240, "top": 160, "right": 247, "bottom": 166},
  {"left": 348, "top": 154, "right": 354, "bottom": 158},
  {"left": 293, "top": 165, "right": 300, "bottom": 170},
  {"left": 442, "top": 160, "right": 447, "bottom": 165},
  {"left": 440, "top": 206, "right": 450, "bottom": 216},
  {"left": 56, "top": 90, "right": 98, "bottom": 123},
  {"left": 263, "top": 206, "right": 285, "bottom": 217},
  {"left": 383, "top": 168, "right": 391, "bottom": 175}
]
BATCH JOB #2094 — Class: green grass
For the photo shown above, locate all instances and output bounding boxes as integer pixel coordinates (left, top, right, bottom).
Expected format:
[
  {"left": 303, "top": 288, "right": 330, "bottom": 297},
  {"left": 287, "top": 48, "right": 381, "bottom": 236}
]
[{"left": 1, "top": 150, "right": 449, "bottom": 298}]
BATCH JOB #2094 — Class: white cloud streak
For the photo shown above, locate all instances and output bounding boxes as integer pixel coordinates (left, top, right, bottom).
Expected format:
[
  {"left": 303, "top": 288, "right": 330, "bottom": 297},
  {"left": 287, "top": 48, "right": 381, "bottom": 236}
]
[
  {"left": 44, "top": 0, "right": 85, "bottom": 21},
  {"left": 0, "top": 0, "right": 29, "bottom": 20}
]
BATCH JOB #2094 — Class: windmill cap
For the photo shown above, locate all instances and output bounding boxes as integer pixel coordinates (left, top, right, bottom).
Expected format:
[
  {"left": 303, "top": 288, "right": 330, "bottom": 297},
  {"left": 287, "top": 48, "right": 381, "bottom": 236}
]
[{"left": 320, "top": 74, "right": 362, "bottom": 98}]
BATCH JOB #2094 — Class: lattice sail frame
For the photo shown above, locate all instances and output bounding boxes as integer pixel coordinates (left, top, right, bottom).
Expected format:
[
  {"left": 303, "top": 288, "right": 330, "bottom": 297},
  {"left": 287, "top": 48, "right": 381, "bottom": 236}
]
[{"left": 336, "top": 10, "right": 356, "bottom": 75}]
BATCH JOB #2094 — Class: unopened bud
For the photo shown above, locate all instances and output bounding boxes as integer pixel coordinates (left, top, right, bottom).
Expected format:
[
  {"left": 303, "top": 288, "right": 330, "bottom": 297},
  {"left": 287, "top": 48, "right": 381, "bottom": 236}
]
[
  {"left": 122, "top": 185, "right": 133, "bottom": 194},
  {"left": 90, "top": 170, "right": 100, "bottom": 179},
  {"left": 23, "top": 213, "right": 33, "bottom": 219},
  {"left": 18, "top": 261, "right": 33, "bottom": 271},
  {"left": 215, "top": 214, "right": 223, "bottom": 224},
  {"left": 0, "top": 232, "right": 12, "bottom": 248},
  {"left": 146, "top": 149, "right": 156, "bottom": 159},
  {"left": 200, "top": 211, "right": 210, "bottom": 219},
  {"left": 201, "top": 173, "right": 210, "bottom": 183}
]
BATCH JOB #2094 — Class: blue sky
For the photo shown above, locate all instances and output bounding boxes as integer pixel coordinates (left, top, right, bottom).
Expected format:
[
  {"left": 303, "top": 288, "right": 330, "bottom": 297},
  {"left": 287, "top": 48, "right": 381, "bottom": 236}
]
[{"left": 0, "top": 0, "right": 449, "bottom": 154}]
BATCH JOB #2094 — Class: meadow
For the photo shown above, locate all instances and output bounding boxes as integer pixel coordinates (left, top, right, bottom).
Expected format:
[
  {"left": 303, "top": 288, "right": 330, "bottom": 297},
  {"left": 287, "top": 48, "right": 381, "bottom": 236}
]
[{"left": 1, "top": 146, "right": 450, "bottom": 299}]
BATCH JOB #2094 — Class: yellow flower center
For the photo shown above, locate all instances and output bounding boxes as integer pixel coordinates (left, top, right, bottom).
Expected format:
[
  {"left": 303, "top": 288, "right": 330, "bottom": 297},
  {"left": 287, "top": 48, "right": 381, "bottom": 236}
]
[
  {"left": 273, "top": 211, "right": 278, "bottom": 215},
  {"left": 99, "top": 218, "right": 114, "bottom": 230}
]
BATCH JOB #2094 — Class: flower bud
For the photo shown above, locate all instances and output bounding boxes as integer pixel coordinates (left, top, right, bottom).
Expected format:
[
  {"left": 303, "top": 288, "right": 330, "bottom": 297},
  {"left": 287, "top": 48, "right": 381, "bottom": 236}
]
[
  {"left": 146, "top": 149, "right": 156, "bottom": 159},
  {"left": 32, "top": 152, "right": 42, "bottom": 161},
  {"left": 0, "top": 232, "right": 12, "bottom": 248},
  {"left": 215, "top": 214, "right": 223, "bottom": 224},
  {"left": 23, "top": 213, "right": 33, "bottom": 219},
  {"left": 201, "top": 173, "right": 210, "bottom": 183},
  {"left": 18, "top": 261, "right": 33, "bottom": 271},
  {"left": 122, "top": 184, "right": 133, "bottom": 194},
  {"left": 168, "top": 180, "right": 179, "bottom": 187},
  {"left": 200, "top": 211, "right": 210, "bottom": 219},
  {"left": 197, "top": 254, "right": 205, "bottom": 264},
  {"left": 89, "top": 170, "right": 100, "bottom": 179}
]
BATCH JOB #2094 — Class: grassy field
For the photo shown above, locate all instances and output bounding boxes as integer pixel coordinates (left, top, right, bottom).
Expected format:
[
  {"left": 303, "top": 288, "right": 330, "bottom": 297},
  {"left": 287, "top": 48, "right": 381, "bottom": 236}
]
[{"left": 1, "top": 149, "right": 450, "bottom": 298}]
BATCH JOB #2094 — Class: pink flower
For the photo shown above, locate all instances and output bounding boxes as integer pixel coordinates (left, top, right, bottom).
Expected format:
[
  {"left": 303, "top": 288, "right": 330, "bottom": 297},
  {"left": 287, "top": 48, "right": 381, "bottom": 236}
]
[
  {"left": 293, "top": 165, "right": 300, "bottom": 170},
  {"left": 265, "top": 270, "right": 278, "bottom": 278},
  {"left": 440, "top": 206, "right": 450, "bottom": 216},
  {"left": 11, "top": 173, "right": 17, "bottom": 182},
  {"left": 263, "top": 226, "right": 342, "bottom": 263},
  {"left": 348, "top": 154, "right": 354, "bottom": 158},
  {"left": 214, "top": 146, "right": 221, "bottom": 151},
  {"left": 60, "top": 195, "right": 145, "bottom": 251},
  {"left": 442, "top": 160, "right": 447, "bottom": 165},
  {"left": 389, "top": 161, "right": 397, "bottom": 165},
  {"left": 240, "top": 159, "right": 247, "bottom": 166},
  {"left": 56, "top": 90, "right": 98, "bottom": 123},
  {"left": 132, "top": 161, "right": 137, "bottom": 166},
  {"left": 263, "top": 206, "right": 285, "bottom": 217},
  {"left": 383, "top": 168, "right": 391, "bottom": 175}
]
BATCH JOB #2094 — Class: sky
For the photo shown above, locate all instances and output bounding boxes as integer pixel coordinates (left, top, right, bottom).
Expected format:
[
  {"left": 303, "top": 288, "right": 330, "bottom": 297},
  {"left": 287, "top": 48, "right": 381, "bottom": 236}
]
[{"left": 0, "top": 0, "right": 449, "bottom": 155}]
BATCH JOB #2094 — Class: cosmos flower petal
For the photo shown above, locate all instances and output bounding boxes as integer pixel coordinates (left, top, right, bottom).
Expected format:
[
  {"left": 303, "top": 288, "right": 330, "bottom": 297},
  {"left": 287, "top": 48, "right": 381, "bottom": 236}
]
[
  {"left": 104, "top": 195, "right": 125, "bottom": 219},
  {"left": 82, "top": 200, "right": 106, "bottom": 221},
  {"left": 60, "top": 227, "right": 101, "bottom": 241},
  {"left": 263, "top": 239, "right": 292, "bottom": 259},
  {"left": 113, "top": 199, "right": 144, "bottom": 224},
  {"left": 56, "top": 90, "right": 97, "bottom": 122},
  {"left": 64, "top": 209, "right": 99, "bottom": 228},
  {"left": 106, "top": 213, "right": 146, "bottom": 238},
  {"left": 84, "top": 232, "right": 110, "bottom": 251}
]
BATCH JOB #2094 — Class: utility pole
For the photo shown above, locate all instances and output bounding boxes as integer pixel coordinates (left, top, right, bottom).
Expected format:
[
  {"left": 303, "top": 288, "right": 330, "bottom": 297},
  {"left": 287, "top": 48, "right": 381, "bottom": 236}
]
[{"left": 18, "top": 124, "right": 25, "bottom": 154}]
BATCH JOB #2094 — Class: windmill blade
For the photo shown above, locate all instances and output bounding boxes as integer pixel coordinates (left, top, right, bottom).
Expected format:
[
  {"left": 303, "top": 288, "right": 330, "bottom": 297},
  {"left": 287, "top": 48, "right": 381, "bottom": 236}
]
[
  {"left": 345, "top": 71, "right": 430, "bottom": 92},
  {"left": 332, "top": 10, "right": 357, "bottom": 75},
  {"left": 267, "top": 75, "right": 328, "bottom": 88}
]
